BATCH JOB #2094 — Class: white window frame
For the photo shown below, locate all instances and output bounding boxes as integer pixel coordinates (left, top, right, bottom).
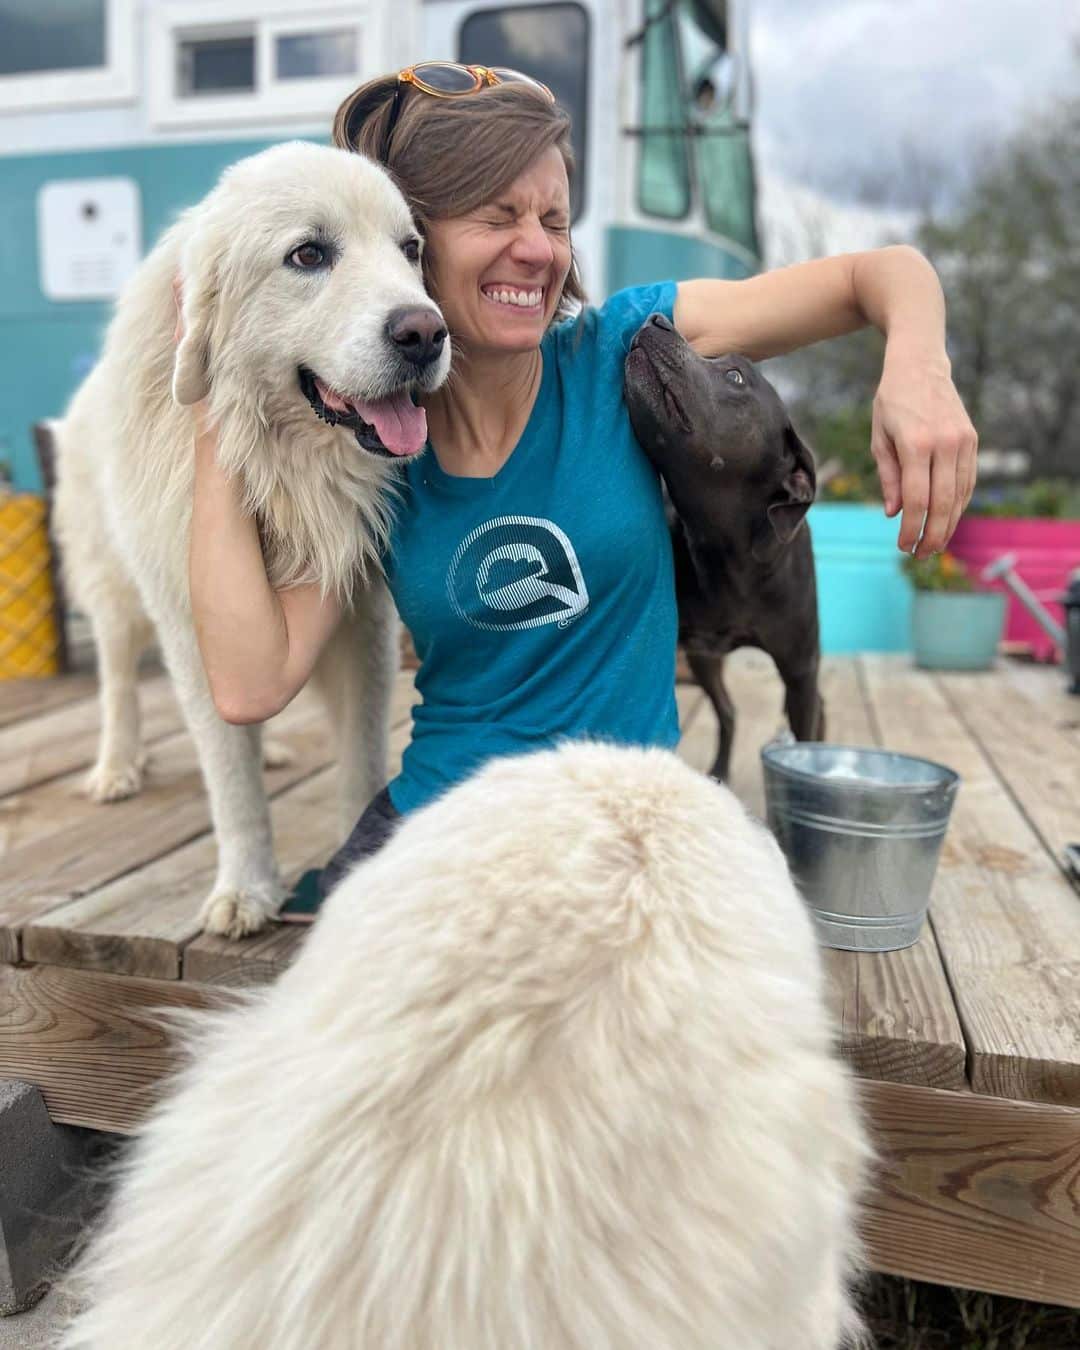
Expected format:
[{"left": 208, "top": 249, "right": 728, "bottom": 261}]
[
  {"left": 149, "top": 0, "right": 380, "bottom": 130},
  {"left": 0, "top": 0, "right": 136, "bottom": 113}
]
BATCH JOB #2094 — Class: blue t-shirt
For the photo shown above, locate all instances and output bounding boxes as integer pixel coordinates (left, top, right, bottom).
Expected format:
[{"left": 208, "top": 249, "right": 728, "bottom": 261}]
[{"left": 384, "top": 281, "right": 680, "bottom": 813}]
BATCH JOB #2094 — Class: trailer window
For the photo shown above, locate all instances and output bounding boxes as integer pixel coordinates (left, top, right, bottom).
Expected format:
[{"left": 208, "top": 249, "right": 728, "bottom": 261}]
[
  {"left": 147, "top": 3, "right": 364, "bottom": 129},
  {"left": 0, "top": 0, "right": 135, "bottom": 112},
  {"left": 458, "top": 4, "right": 589, "bottom": 222},
  {"left": 637, "top": 0, "right": 692, "bottom": 220},
  {"left": 0, "top": 0, "right": 105, "bottom": 76}
]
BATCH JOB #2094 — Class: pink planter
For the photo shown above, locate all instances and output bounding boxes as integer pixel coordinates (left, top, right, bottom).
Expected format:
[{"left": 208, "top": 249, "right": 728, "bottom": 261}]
[{"left": 950, "top": 517, "right": 1080, "bottom": 659}]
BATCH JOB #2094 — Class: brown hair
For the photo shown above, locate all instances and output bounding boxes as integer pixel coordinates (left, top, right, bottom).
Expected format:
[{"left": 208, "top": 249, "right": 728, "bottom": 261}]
[{"left": 332, "top": 75, "right": 585, "bottom": 322}]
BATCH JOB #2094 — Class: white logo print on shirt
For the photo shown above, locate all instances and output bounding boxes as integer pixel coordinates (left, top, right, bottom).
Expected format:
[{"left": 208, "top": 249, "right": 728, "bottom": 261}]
[{"left": 446, "top": 515, "right": 590, "bottom": 632}]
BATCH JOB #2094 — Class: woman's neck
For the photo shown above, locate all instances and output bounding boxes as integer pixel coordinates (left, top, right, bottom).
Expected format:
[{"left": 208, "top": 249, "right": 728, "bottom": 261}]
[{"left": 422, "top": 344, "right": 543, "bottom": 478}]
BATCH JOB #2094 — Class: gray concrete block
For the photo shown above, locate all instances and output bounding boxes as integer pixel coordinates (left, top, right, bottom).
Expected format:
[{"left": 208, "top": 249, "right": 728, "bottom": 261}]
[{"left": 0, "top": 1082, "right": 117, "bottom": 1317}]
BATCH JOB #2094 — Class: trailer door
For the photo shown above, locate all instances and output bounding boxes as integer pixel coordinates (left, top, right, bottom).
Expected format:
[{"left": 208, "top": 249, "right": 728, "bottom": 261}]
[{"left": 421, "top": 1, "right": 599, "bottom": 292}]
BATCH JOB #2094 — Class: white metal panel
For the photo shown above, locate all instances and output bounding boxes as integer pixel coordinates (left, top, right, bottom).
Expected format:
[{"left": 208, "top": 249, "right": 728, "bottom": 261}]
[{"left": 37, "top": 177, "right": 142, "bottom": 301}]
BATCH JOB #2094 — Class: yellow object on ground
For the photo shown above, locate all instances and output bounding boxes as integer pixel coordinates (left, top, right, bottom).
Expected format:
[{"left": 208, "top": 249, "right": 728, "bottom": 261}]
[{"left": 0, "top": 491, "right": 60, "bottom": 679}]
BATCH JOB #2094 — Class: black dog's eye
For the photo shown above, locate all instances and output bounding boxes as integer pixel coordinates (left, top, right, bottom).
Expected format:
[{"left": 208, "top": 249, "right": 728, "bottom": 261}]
[
  {"left": 288, "top": 243, "right": 327, "bottom": 269},
  {"left": 724, "top": 368, "right": 746, "bottom": 386},
  {"left": 401, "top": 237, "right": 421, "bottom": 263}
]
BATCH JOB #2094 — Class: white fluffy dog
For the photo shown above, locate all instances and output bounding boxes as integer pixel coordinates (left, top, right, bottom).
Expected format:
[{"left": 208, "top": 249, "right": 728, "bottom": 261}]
[
  {"left": 56, "top": 742, "right": 870, "bottom": 1350},
  {"left": 52, "top": 141, "right": 450, "bottom": 938}
]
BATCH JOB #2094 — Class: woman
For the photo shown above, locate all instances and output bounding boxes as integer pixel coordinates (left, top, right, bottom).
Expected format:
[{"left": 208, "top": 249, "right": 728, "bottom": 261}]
[{"left": 187, "top": 65, "right": 977, "bottom": 896}]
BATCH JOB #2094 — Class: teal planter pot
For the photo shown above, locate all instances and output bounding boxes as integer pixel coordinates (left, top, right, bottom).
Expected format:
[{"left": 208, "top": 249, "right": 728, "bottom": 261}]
[
  {"left": 910, "top": 591, "right": 1006, "bottom": 670},
  {"left": 809, "top": 504, "right": 911, "bottom": 653}
]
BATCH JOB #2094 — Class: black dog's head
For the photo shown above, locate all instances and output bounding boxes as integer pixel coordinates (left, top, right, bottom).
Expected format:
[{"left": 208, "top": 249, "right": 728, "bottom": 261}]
[{"left": 624, "top": 313, "right": 816, "bottom": 561}]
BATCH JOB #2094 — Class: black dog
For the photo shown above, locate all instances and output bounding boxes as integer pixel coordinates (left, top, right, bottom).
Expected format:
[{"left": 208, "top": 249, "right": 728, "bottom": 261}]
[{"left": 624, "top": 312, "right": 824, "bottom": 782}]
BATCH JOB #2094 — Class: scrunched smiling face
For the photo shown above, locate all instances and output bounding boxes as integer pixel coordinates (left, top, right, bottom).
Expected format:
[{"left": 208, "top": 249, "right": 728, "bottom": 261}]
[{"left": 422, "top": 145, "right": 573, "bottom": 355}]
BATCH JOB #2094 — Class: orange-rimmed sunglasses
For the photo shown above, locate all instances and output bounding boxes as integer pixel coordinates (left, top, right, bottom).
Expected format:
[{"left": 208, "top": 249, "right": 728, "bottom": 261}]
[{"left": 381, "top": 61, "right": 555, "bottom": 162}]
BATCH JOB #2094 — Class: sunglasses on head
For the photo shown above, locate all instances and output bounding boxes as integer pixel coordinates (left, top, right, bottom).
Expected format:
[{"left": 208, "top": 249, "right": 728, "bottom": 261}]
[{"left": 379, "top": 61, "right": 555, "bottom": 163}]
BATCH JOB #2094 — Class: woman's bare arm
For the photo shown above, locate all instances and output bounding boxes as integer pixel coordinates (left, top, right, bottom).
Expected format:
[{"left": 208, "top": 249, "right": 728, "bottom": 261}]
[
  {"left": 174, "top": 271, "right": 341, "bottom": 724},
  {"left": 188, "top": 414, "right": 341, "bottom": 725},
  {"left": 673, "top": 245, "right": 978, "bottom": 557}
]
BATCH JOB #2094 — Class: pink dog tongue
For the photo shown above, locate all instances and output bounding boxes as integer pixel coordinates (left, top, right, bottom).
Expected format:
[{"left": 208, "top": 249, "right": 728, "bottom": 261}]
[
  {"left": 352, "top": 391, "right": 428, "bottom": 457},
  {"left": 313, "top": 379, "right": 428, "bottom": 456}
]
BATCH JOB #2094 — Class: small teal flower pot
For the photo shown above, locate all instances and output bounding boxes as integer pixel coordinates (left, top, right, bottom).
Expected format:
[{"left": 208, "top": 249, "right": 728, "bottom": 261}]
[{"left": 910, "top": 591, "right": 1006, "bottom": 670}]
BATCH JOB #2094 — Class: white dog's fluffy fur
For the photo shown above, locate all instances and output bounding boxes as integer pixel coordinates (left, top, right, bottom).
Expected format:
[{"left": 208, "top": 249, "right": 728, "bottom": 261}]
[
  {"left": 52, "top": 141, "right": 449, "bottom": 938},
  {"left": 56, "top": 742, "right": 870, "bottom": 1350}
]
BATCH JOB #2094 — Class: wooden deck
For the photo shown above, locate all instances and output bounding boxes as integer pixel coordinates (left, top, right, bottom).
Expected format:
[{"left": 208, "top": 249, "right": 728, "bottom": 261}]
[{"left": 2, "top": 652, "right": 1079, "bottom": 1306}]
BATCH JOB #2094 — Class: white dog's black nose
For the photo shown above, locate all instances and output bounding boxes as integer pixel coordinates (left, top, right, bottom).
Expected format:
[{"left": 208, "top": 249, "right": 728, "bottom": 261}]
[{"left": 386, "top": 307, "right": 448, "bottom": 368}]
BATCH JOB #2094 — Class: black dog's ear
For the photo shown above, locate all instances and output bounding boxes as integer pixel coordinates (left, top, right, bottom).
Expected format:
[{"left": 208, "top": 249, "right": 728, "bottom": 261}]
[{"left": 752, "top": 426, "right": 816, "bottom": 562}]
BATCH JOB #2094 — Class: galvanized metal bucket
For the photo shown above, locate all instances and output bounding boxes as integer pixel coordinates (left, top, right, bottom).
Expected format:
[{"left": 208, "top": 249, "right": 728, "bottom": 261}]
[{"left": 761, "top": 744, "right": 960, "bottom": 952}]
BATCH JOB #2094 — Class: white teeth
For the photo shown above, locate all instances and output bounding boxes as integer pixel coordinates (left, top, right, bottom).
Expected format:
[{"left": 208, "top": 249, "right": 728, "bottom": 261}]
[{"left": 483, "top": 286, "right": 542, "bottom": 308}]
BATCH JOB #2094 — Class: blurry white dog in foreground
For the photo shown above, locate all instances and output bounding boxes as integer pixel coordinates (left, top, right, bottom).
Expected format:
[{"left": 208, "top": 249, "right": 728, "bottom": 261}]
[
  {"left": 52, "top": 141, "right": 449, "bottom": 939},
  {"left": 57, "top": 743, "right": 870, "bottom": 1350}
]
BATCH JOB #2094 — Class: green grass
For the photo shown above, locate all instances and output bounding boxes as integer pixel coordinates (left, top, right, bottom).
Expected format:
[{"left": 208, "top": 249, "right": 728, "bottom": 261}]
[{"left": 860, "top": 1274, "right": 1080, "bottom": 1349}]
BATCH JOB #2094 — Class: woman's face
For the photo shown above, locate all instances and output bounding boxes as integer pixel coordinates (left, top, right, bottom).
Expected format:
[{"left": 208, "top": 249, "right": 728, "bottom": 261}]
[{"left": 424, "top": 145, "right": 572, "bottom": 356}]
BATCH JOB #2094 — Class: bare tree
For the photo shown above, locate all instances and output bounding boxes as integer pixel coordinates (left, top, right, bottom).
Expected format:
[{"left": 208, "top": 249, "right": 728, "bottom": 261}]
[{"left": 768, "top": 70, "right": 1080, "bottom": 482}]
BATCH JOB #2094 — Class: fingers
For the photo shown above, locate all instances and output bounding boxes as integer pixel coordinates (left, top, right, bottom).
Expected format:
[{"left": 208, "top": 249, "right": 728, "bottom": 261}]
[
  {"left": 895, "top": 439, "right": 931, "bottom": 555},
  {"left": 944, "top": 429, "right": 978, "bottom": 544},
  {"left": 871, "top": 420, "right": 903, "bottom": 518},
  {"left": 917, "top": 444, "right": 959, "bottom": 558},
  {"left": 959, "top": 429, "right": 979, "bottom": 510},
  {"left": 899, "top": 433, "right": 980, "bottom": 558}
]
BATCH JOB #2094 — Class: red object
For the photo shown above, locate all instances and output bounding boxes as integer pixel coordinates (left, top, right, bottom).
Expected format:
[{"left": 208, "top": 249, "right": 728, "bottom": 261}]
[{"left": 950, "top": 517, "right": 1080, "bottom": 660}]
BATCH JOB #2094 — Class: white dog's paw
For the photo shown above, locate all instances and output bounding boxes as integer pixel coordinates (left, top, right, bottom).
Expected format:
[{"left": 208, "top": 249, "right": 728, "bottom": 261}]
[
  {"left": 262, "top": 737, "right": 296, "bottom": 769},
  {"left": 197, "top": 887, "right": 279, "bottom": 940},
  {"left": 84, "top": 758, "right": 144, "bottom": 803}
]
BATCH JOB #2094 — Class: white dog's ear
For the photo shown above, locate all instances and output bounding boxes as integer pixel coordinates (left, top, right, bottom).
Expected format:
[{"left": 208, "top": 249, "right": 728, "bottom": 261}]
[{"left": 172, "top": 225, "right": 224, "bottom": 406}]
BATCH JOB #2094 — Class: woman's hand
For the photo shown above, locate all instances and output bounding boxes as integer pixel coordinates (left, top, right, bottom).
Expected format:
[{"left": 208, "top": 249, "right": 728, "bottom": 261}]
[{"left": 871, "top": 346, "right": 978, "bottom": 560}]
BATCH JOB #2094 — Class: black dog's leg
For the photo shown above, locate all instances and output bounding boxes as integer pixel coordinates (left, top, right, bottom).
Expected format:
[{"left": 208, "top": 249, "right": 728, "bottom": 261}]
[
  {"left": 686, "top": 647, "right": 735, "bottom": 781},
  {"left": 782, "top": 666, "right": 825, "bottom": 743}
]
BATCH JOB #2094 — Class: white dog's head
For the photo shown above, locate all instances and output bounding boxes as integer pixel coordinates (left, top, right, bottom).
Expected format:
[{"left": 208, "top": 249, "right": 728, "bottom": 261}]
[{"left": 173, "top": 141, "right": 450, "bottom": 462}]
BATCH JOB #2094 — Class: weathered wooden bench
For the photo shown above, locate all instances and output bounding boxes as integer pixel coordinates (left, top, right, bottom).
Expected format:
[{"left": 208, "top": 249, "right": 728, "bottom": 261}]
[{"left": 1, "top": 651, "right": 1078, "bottom": 1307}]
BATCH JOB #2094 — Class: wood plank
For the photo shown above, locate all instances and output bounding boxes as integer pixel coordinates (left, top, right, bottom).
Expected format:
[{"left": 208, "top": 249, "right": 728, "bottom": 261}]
[
  {"left": 181, "top": 675, "right": 419, "bottom": 985},
  {"left": 21, "top": 770, "right": 336, "bottom": 981},
  {"left": 0, "top": 673, "right": 183, "bottom": 798},
  {"left": 0, "top": 962, "right": 231, "bottom": 1132},
  {"left": 0, "top": 672, "right": 98, "bottom": 730},
  {"left": 819, "top": 658, "right": 967, "bottom": 1091},
  {"left": 862, "top": 654, "right": 1080, "bottom": 1106},
  {"left": 0, "top": 694, "right": 333, "bottom": 953},
  {"left": 998, "top": 657, "right": 1080, "bottom": 720},
  {"left": 719, "top": 648, "right": 787, "bottom": 816},
  {"left": 674, "top": 682, "right": 708, "bottom": 769},
  {"left": 19, "top": 673, "right": 421, "bottom": 983},
  {"left": 3, "top": 970, "right": 1077, "bottom": 1310},
  {"left": 858, "top": 1079, "right": 1080, "bottom": 1308},
  {"left": 677, "top": 654, "right": 967, "bottom": 1091},
  {"left": 939, "top": 661, "right": 1080, "bottom": 866}
]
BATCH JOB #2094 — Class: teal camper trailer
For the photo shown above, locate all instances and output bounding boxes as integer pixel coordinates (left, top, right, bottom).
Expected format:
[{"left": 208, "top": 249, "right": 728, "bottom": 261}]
[{"left": 0, "top": 0, "right": 760, "bottom": 492}]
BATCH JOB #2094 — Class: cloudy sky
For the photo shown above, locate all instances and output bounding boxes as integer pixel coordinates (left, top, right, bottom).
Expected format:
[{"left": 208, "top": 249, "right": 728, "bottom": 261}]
[{"left": 747, "top": 0, "right": 1078, "bottom": 256}]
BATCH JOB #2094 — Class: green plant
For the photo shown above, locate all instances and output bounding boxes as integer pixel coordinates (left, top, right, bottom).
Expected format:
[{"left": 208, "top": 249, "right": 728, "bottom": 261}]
[
  {"left": 810, "top": 405, "right": 883, "bottom": 504},
  {"left": 901, "top": 551, "right": 975, "bottom": 592},
  {"left": 970, "top": 478, "right": 1080, "bottom": 519}
]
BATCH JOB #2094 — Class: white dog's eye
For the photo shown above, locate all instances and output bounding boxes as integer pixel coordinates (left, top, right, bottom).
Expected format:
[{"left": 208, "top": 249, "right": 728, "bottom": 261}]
[
  {"left": 401, "top": 238, "right": 421, "bottom": 264},
  {"left": 724, "top": 368, "right": 745, "bottom": 386},
  {"left": 289, "top": 243, "right": 327, "bottom": 269}
]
